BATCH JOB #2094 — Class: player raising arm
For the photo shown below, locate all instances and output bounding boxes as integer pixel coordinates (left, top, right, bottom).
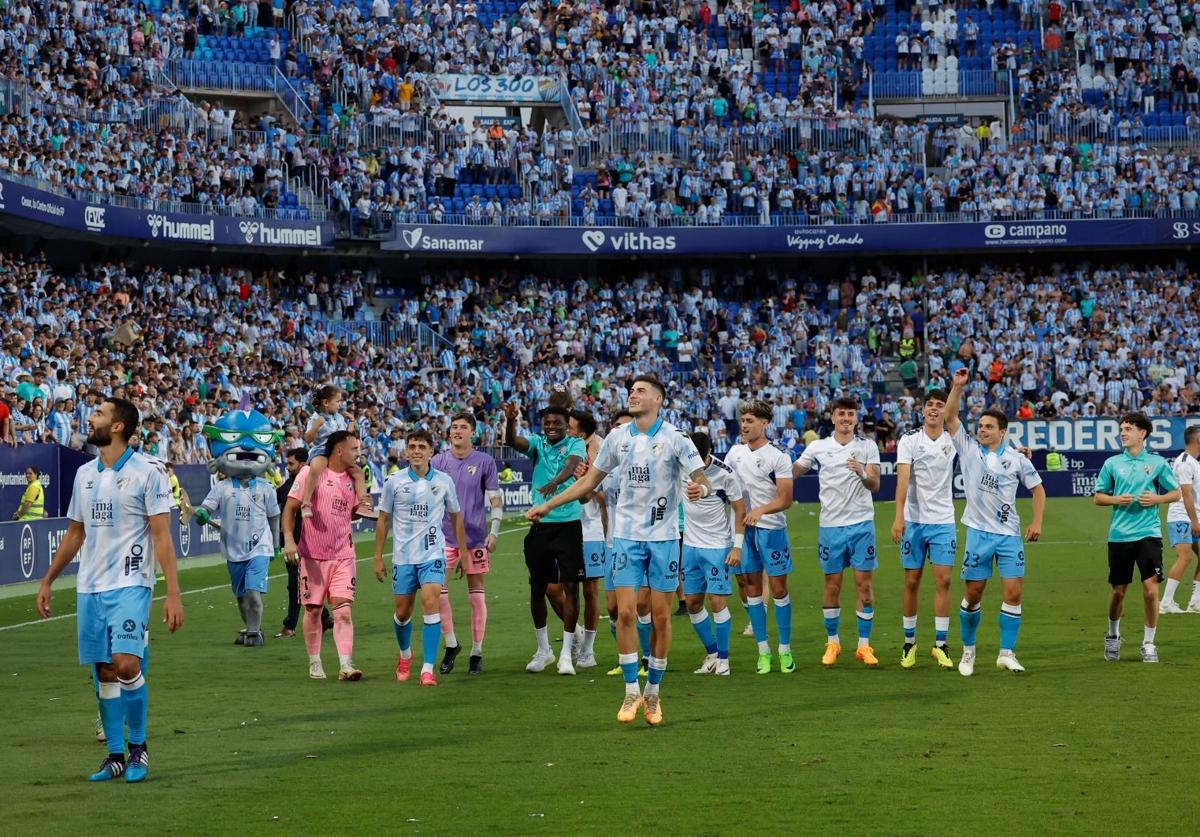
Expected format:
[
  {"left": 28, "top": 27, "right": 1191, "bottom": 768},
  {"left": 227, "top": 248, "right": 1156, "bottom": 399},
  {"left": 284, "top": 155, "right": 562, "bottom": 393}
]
[{"left": 945, "top": 369, "right": 1044, "bottom": 676}]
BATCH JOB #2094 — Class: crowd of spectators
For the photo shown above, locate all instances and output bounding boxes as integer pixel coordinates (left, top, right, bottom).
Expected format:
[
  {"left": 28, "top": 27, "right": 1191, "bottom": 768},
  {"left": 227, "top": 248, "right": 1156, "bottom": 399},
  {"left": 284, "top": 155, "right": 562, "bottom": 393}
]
[{"left": 1, "top": 248, "right": 1198, "bottom": 477}]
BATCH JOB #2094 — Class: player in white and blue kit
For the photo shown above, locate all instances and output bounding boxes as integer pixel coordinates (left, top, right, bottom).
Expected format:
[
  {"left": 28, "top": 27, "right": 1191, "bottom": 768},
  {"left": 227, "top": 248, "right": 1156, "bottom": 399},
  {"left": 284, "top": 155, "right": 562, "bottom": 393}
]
[
  {"left": 527, "top": 375, "right": 709, "bottom": 727},
  {"left": 1161, "top": 426, "right": 1200, "bottom": 614},
  {"left": 724, "top": 400, "right": 795, "bottom": 674},
  {"left": 946, "top": 369, "right": 1045, "bottom": 676},
  {"left": 892, "top": 389, "right": 958, "bottom": 670},
  {"left": 597, "top": 411, "right": 654, "bottom": 676},
  {"left": 793, "top": 398, "right": 882, "bottom": 668},
  {"left": 374, "top": 428, "right": 467, "bottom": 687},
  {"left": 682, "top": 432, "right": 745, "bottom": 676},
  {"left": 570, "top": 410, "right": 608, "bottom": 669},
  {"left": 37, "top": 397, "right": 184, "bottom": 783},
  {"left": 196, "top": 476, "right": 281, "bottom": 646}
]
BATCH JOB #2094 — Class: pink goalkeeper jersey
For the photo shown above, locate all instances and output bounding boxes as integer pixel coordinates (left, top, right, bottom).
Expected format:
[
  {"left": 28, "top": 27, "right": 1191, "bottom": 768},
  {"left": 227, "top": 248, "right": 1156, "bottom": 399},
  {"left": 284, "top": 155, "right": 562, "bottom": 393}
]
[{"left": 288, "top": 465, "right": 356, "bottom": 561}]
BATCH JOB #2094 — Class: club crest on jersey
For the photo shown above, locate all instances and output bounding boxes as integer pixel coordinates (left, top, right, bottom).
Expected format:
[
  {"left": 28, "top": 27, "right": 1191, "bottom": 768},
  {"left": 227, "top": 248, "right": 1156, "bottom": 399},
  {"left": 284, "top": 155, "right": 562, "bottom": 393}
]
[
  {"left": 651, "top": 443, "right": 663, "bottom": 455},
  {"left": 943, "top": 444, "right": 952, "bottom": 456},
  {"left": 467, "top": 465, "right": 478, "bottom": 475}
]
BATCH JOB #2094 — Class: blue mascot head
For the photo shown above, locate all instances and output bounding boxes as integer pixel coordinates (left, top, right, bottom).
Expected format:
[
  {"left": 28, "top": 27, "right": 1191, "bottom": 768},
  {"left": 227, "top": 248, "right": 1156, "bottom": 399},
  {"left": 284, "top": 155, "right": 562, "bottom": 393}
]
[{"left": 202, "top": 409, "right": 283, "bottom": 479}]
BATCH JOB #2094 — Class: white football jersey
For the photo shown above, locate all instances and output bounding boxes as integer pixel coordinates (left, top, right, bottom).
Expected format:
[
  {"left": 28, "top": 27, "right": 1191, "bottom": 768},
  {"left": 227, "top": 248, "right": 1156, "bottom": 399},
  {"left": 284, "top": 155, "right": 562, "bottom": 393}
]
[
  {"left": 68, "top": 448, "right": 174, "bottom": 594},
  {"left": 682, "top": 457, "right": 745, "bottom": 549},
  {"left": 796, "top": 434, "right": 881, "bottom": 528},
  {"left": 725, "top": 441, "right": 793, "bottom": 530},
  {"left": 950, "top": 423, "right": 1042, "bottom": 536},
  {"left": 895, "top": 429, "right": 957, "bottom": 525},
  {"left": 200, "top": 477, "right": 280, "bottom": 562},
  {"left": 593, "top": 417, "right": 704, "bottom": 542},
  {"left": 381, "top": 467, "right": 462, "bottom": 566},
  {"left": 580, "top": 433, "right": 606, "bottom": 541},
  {"left": 1168, "top": 452, "right": 1200, "bottom": 524}
]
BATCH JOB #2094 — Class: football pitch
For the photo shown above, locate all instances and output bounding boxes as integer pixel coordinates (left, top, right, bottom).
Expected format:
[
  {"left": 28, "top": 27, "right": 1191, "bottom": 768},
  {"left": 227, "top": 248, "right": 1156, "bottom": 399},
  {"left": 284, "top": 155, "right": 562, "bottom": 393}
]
[{"left": 4, "top": 497, "right": 1200, "bottom": 835}]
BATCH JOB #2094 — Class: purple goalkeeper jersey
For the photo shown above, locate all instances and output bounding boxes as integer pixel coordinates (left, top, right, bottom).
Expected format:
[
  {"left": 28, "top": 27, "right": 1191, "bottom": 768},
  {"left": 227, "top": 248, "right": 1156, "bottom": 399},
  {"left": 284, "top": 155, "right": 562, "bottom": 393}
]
[{"left": 431, "top": 449, "right": 499, "bottom": 549}]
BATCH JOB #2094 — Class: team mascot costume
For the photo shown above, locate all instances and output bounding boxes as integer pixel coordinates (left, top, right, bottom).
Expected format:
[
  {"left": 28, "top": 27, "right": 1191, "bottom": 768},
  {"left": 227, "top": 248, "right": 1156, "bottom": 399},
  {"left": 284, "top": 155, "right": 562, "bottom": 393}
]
[{"left": 193, "top": 410, "right": 285, "bottom": 647}]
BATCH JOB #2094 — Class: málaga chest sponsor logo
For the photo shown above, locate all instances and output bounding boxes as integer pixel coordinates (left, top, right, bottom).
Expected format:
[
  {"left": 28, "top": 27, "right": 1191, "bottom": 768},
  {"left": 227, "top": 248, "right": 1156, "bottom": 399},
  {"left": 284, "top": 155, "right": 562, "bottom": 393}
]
[
  {"left": 399, "top": 226, "right": 484, "bottom": 251},
  {"left": 580, "top": 230, "right": 677, "bottom": 253},
  {"left": 147, "top": 213, "right": 215, "bottom": 242}
]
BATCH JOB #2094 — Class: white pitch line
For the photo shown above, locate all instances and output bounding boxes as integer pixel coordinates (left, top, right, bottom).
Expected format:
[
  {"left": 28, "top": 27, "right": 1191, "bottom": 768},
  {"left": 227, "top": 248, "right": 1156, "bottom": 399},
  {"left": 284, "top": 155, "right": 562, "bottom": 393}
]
[{"left": 0, "top": 523, "right": 532, "bottom": 633}]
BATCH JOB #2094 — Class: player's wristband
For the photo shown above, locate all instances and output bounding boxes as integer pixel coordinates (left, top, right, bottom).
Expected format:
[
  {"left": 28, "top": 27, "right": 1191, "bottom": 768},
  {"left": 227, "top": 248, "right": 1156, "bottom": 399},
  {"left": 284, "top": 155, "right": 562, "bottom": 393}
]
[
  {"left": 699, "top": 484, "right": 710, "bottom": 498},
  {"left": 490, "top": 518, "right": 501, "bottom": 537},
  {"left": 733, "top": 533, "right": 744, "bottom": 549}
]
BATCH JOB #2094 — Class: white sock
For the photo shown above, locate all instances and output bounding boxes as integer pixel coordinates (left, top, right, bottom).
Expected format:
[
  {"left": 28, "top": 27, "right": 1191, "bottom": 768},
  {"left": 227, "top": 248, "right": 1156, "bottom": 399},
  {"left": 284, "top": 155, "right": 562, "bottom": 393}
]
[
  {"left": 470, "top": 641, "right": 483, "bottom": 656},
  {"left": 1164, "top": 577, "right": 1180, "bottom": 603},
  {"left": 308, "top": 653, "right": 321, "bottom": 664},
  {"left": 625, "top": 681, "right": 640, "bottom": 696},
  {"left": 778, "top": 643, "right": 790, "bottom": 654},
  {"left": 562, "top": 628, "right": 576, "bottom": 655},
  {"left": 338, "top": 654, "right": 353, "bottom": 668},
  {"left": 1108, "top": 618, "right": 1120, "bottom": 637},
  {"left": 644, "top": 682, "right": 660, "bottom": 697},
  {"left": 1144, "top": 625, "right": 1157, "bottom": 644},
  {"left": 535, "top": 626, "right": 550, "bottom": 653},
  {"left": 857, "top": 636, "right": 869, "bottom": 648},
  {"left": 757, "top": 640, "right": 770, "bottom": 654},
  {"left": 902, "top": 615, "right": 918, "bottom": 636},
  {"left": 421, "top": 662, "right": 434, "bottom": 674},
  {"left": 581, "top": 629, "right": 597, "bottom": 655},
  {"left": 934, "top": 616, "right": 950, "bottom": 643},
  {"left": 400, "top": 648, "right": 412, "bottom": 660},
  {"left": 445, "top": 629, "right": 459, "bottom": 649},
  {"left": 1192, "top": 580, "right": 1200, "bottom": 600}
]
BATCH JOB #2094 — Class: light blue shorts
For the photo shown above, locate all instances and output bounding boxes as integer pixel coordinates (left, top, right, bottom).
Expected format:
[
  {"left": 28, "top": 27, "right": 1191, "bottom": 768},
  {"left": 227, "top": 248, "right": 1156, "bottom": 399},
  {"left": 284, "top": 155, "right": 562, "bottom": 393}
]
[
  {"left": 901, "top": 523, "right": 957, "bottom": 570},
  {"left": 818, "top": 520, "right": 878, "bottom": 575},
  {"left": 682, "top": 545, "right": 733, "bottom": 596},
  {"left": 1168, "top": 521, "right": 1200, "bottom": 549},
  {"left": 228, "top": 555, "right": 270, "bottom": 597},
  {"left": 392, "top": 559, "right": 445, "bottom": 595},
  {"left": 584, "top": 541, "right": 609, "bottom": 580},
  {"left": 738, "top": 526, "right": 793, "bottom": 577},
  {"left": 611, "top": 538, "right": 679, "bottom": 593},
  {"left": 961, "top": 527, "right": 1025, "bottom": 581},
  {"left": 77, "top": 586, "right": 152, "bottom": 665}
]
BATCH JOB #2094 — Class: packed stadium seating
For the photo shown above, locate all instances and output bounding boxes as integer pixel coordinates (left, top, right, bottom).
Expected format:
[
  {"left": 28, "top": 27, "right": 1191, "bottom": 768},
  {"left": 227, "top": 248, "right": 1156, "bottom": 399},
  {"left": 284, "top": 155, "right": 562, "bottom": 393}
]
[{"left": 1, "top": 249, "right": 1194, "bottom": 478}]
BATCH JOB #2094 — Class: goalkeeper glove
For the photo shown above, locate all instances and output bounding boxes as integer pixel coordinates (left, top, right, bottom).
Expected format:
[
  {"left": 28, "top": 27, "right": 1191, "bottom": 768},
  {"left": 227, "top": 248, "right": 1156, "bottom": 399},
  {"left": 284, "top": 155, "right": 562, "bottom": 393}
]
[{"left": 194, "top": 508, "right": 211, "bottom": 525}]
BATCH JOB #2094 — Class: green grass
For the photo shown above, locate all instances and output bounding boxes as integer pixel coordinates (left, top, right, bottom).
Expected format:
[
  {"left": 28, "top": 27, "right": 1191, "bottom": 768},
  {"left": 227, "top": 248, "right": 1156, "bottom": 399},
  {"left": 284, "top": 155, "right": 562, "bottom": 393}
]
[{"left": 4, "top": 498, "right": 1200, "bottom": 834}]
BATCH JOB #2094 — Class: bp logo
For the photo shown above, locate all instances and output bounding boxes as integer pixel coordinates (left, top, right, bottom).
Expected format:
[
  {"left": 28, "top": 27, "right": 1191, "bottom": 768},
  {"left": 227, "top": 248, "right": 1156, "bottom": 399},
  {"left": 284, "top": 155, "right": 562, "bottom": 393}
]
[
  {"left": 122, "top": 619, "right": 136, "bottom": 633},
  {"left": 20, "top": 523, "right": 35, "bottom": 579},
  {"left": 179, "top": 512, "right": 191, "bottom": 557}
]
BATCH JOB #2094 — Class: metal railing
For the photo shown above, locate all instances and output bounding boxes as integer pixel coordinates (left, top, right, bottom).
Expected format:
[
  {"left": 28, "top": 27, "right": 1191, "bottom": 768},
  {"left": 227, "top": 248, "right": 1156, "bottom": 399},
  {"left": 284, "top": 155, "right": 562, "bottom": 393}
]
[
  {"left": 165, "top": 59, "right": 276, "bottom": 92},
  {"left": 572, "top": 116, "right": 926, "bottom": 165},
  {"left": 273, "top": 66, "right": 314, "bottom": 125},
  {"left": 362, "top": 205, "right": 1200, "bottom": 232},
  {"left": 314, "top": 318, "right": 454, "bottom": 351},
  {"left": 871, "top": 70, "right": 1012, "bottom": 100},
  {"left": 1, "top": 170, "right": 327, "bottom": 221},
  {"left": 1025, "top": 112, "right": 1200, "bottom": 151}
]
